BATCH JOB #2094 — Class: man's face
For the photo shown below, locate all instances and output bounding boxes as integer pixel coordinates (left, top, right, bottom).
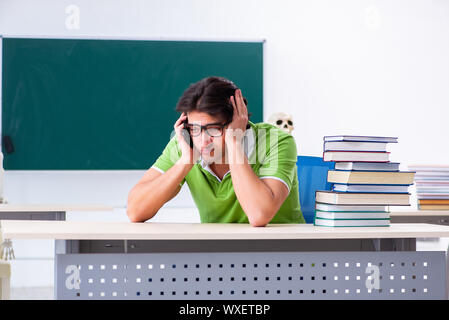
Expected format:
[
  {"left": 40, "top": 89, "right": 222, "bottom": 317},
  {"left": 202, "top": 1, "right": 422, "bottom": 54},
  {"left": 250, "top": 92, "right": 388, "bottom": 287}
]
[{"left": 186, "top": 111, "right": 227, "bottom": 164}]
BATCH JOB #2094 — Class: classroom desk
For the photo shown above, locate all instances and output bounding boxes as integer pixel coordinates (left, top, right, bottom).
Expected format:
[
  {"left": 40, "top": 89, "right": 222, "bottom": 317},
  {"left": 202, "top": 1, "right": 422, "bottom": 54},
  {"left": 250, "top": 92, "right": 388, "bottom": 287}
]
[
  {"left": 390, "top": 210, "right": 449, "bottom": 226},
  {"left": 0, "top": 204, "right": 114, "bottom": 221},
  {"left": 1, "top": 206, "right": 447, "bottom": 225},
  {"left": 1, "top": 220, "right": 449, "bottom": 300}
]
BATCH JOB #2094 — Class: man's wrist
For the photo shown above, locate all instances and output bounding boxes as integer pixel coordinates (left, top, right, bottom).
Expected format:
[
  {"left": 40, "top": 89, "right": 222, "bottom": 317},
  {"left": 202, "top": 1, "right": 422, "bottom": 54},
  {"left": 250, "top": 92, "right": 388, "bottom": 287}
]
[
  {"left": 225, "top": 136, "right": 243, "bottom": 150},
  {"left": 176, "top": 157, "right": 195, "bottom": 170},
  {"left": 226, "top": 140, "right": 247, "bottom": 165}
]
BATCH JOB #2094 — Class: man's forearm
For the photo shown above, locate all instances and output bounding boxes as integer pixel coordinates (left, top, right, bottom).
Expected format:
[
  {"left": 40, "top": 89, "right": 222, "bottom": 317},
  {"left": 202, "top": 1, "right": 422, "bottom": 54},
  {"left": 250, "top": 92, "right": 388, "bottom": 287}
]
[
  {"left": 227, "top": 142, "right": 277, "bottom": 226},
  {"left": 127, "top": 160, "right": 193, "bottom": 222}
]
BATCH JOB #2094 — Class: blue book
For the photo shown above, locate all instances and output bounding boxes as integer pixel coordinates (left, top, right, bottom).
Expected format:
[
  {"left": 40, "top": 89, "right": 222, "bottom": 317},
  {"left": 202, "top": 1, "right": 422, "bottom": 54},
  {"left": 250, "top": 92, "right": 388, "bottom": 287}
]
[{"left": 334, "top": 162, "right": 400, "bottom": 172}]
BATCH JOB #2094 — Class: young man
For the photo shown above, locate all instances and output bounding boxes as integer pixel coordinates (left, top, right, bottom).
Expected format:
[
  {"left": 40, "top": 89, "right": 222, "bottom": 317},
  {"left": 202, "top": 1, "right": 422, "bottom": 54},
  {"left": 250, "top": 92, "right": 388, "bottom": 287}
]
[{"left": 127, "top": 77, "right": 305, "bottom": 226}]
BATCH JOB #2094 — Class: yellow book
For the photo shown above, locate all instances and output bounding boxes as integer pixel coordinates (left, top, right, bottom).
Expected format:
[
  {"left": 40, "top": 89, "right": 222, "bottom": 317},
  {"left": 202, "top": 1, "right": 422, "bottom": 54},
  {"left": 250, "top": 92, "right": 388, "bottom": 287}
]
[
  {"left": 418, "top": 199, "right": 449, "bottom": 205},
  {"left": 419, "top": 204, "right": 449, "bottom": 210}
]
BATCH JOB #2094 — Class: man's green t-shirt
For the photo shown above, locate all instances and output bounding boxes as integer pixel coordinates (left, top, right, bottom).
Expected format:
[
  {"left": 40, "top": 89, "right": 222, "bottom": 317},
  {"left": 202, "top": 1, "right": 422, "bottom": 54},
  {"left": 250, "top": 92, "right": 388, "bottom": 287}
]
[{"left": 151, "top": 121, "right": 305, "bottom": 224}]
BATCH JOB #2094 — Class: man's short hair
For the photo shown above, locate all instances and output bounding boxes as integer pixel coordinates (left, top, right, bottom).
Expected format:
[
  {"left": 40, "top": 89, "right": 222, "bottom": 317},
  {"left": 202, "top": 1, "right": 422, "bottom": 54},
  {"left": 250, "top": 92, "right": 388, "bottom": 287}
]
[{"left": 175, "top": 76, "right": 250, "bottom": 124}]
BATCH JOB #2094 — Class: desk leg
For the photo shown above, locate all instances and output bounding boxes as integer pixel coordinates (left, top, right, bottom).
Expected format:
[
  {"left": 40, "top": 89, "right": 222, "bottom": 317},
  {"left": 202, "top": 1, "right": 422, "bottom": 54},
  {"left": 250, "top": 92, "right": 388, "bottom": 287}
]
[
  {"left": 55, "top": 240, "right": 79, "bottom": 254},
  {"left": 372, "top": 239, "right": 381, "bottom": 251},
  {"left": 0, "top": 277, "right": 10, "bottom": 300},
  {"left": 54, "top": 239, "right": 80, "bottom": 299},
  {"left": 371, "top": 238, "right": 416, "bottom": 252},
  {"left": 394, "top": 238, "right": 416, "bottom": 251},
  {"left": 447, "top": 243, "right": 449, "bottom": 300}
]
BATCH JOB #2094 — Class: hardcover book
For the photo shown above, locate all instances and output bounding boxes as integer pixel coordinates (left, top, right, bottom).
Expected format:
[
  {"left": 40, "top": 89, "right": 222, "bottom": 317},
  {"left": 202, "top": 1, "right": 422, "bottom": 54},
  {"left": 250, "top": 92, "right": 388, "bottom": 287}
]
[
  {"left": 315, "top": 203, "right": 388, "bottom": 212},
  {"left": 315, "top": 210, "right": 390, "bottom": 220},
  {"left": 315, "top": 191, "right": 410, "bottom": 206},
  {"left": 314, "top": 217, "right": 390, "bottom": 227},
  {"left": 334, "top": 162, "right": 400, "bottom": 171},
  {"left": 323, "top": 151, "right": 390, "bottom": 162},
  {"left": 323, "top": 135, "right": 398, "bottom": 143},
  {"left": 324, "top": 141, "right": 388, "bottom": 152},
  {"left": 327, "top": 170, "right": 415, "bottom": 185},
  {"left": 332, "top": 184, "right": 410, "bottom": 193}
]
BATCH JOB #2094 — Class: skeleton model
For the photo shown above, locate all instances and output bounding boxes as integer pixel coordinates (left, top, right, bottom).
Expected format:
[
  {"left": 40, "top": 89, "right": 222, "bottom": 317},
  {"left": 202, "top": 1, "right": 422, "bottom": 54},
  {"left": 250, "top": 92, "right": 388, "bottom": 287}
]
[{"left": 267, "top": 112, "right": 294, "bottom": 134}]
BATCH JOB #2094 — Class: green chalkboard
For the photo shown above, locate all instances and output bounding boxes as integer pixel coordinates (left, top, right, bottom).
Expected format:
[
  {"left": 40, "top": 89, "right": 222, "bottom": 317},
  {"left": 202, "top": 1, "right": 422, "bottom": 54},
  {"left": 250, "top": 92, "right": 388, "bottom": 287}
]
[{"left": 1, "top": 37, "right": 263, "bottom": 170}]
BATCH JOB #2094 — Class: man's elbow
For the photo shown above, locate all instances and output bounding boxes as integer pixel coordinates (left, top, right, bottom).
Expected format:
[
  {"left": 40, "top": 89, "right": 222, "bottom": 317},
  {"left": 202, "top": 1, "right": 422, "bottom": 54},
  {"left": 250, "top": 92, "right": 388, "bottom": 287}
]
[
  {"left": 126, "top": 204, "right": 154, "bottom": 223},
  {"left": 127, "top": 191, "right": 153, "bottom": 222},
  {"left": 126, "top": 207, "right": 144, "bottom": 223},
  {"left": 249, "top": 220, "right": 268, "bottom": 227},
  {"left": 248, "top": 211, "right": 272, "bottom": 227}
]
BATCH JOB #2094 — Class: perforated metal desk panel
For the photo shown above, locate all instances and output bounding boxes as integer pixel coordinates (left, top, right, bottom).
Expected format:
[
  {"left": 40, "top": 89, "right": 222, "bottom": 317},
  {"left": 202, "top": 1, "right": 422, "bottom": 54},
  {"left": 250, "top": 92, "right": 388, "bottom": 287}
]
[
  {"left": 1, "top": 221, "right": 449, "bottom": 300},
  {"left": 56, "top": 251, "right": 445, "bottom": 300}
]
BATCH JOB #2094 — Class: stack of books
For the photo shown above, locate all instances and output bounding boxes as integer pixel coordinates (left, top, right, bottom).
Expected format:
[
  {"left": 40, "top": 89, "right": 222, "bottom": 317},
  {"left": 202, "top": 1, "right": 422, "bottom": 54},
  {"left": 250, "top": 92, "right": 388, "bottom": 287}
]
[
  {"left": 314, "top": 135, "right": 415, "bottom": 227},
  {"left": 407, "top": 165, "right": 449, "bottom": 210}
]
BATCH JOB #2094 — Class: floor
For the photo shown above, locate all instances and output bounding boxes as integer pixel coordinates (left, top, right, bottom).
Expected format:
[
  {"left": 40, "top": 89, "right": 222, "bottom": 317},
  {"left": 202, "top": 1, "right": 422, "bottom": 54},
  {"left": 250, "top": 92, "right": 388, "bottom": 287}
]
[{"left": 10, "top": 286, "right": 54, "bottom": 300}]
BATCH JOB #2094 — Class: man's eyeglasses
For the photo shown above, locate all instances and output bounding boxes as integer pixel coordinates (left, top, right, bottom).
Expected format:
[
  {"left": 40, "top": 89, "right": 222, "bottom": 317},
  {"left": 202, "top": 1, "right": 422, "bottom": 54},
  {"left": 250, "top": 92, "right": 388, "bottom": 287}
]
[{"left": 185, "top": 123, "right": 228, "bottom": 137}]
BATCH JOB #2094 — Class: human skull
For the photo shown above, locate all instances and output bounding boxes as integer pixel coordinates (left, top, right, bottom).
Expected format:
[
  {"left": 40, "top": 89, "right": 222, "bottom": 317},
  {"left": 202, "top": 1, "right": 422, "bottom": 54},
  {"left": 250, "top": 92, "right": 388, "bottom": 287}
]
[{"left": 267, "top": 112, "right": 294, "bottom": 134}]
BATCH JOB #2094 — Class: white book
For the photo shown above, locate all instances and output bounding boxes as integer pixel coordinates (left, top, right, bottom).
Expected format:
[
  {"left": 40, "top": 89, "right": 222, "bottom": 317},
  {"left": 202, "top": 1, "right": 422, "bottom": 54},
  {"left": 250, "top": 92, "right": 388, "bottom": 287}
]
[
  {"left": 408, "top": 165, "right": 449, "bottom": 172},
  {"left": 416, "top": 181, "right": 449, "bottom": 185},
  {"left": 315, "top": 203, "right": 388, "bottom": 212},
  {"left": 324, "top": 136, "right": 398, "bottom": 143},
  {"left": 335, "top": 162, "right": 400, "bottom": 171},
  {"left": 333, "top": 184, "right": 410, "bottom": 193},
  {"left": 415, "top": 177, "right": 449, "bottom": 181},
  {"left": 323, "top": 151, "right": 389, "bottom": 162},
  {"left": 314, "top": 218, "right": 390, "bottom": 227},
  {"left": 417, "top": 195, "right": 449, "bottom": 199},
  {"left": 324, "top": 141, "right": 387, "bottom": 152},
  {"left": 316, "top": 191, "right": 410, "bottom": 205},
  {"left": 415, "top": 172, "right": 449, "bottom": 177},
  {"left": 315, "top": 211, "right": 390, "bottom": 220},
  {"left": 416, "top": 187, "right": 449, "bottom": 192}
]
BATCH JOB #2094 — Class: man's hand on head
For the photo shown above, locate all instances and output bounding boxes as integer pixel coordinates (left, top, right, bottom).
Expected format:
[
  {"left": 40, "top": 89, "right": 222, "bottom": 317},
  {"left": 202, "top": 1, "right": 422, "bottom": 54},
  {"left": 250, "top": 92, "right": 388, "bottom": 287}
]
[{"left": 225, "top": 89, "right": 249, "bottom": 146}]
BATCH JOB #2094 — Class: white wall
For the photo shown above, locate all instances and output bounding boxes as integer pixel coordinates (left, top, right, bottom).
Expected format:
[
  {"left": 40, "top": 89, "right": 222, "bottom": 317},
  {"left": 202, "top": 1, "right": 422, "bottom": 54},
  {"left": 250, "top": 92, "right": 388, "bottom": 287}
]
[
  {"left": 1, "top": 0, "right": 449, "bottom": 288},
  {"left": 1, "top": 0, "right": 449, "bottom": 208}
]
